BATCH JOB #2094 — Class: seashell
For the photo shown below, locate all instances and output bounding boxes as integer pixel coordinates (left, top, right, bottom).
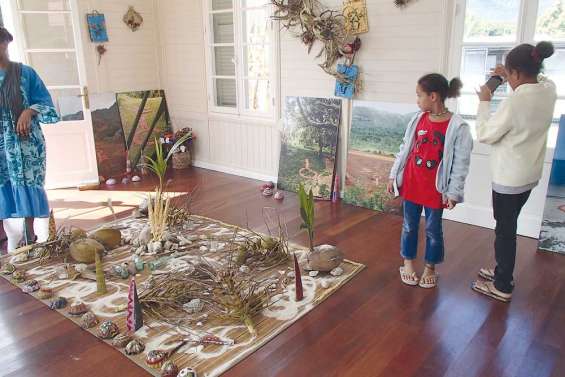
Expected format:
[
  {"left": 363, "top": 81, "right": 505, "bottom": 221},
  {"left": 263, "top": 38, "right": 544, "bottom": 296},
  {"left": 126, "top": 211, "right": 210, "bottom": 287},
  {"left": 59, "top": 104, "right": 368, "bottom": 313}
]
[
  {"left": 125, "top": 339, "right": 145, "bottom": 355},
  {"left": 309, "top": 270, "right": 319, "bottom": 278},
  {"left": 146, "top": 349, "right": 167, "bottom": 369},
  {"left": 106, "top": 178, "right": 117, "bottom": 185},
  {"left": 274, "top": 191, "right": 285, "bottom": 200},
  {"left": 92, "top": 228, "right": 122, "bottom": 250},
  {"left": 183, "top": 299, "right": 203, "bottom": 314},
  {"left": 49, "top": 297, "right": 68, "bottom": 310},
  {"left": 199, "top": 246, "right": 208, "bottom": 252},
  {"left": 22, "top": 280, "right": 40, "bottom": 293},
  {"left": 262, "top": 188, "right": 274, "bottom": 197},
  {"left": 330, "top": 266, "right": 344, "bottom": 277},
  {"left": 121, "top": 177, "right": 130, "bottom": 185},
  {"left": 306, "top": 244, "right": 344, "bottom": 272},
  {"left": 132, "top": 175, "right": 141, "bottom": 182},
  {"left": 70, "top": 228, "right": 87, "bottom": 241},
  {"left": 287, "top": 271, "right": 295, "bottom": 279},
  {"left": 80, "top": 312, "right": 99, "bottom": 329},
  {"left": 320, "top": 280, "right": 330, "bottom": 289},
  {"left": 164, "top": 241, "right": 173, "bottom": 251},
  {"left": 37, "top": 287, "right": 54, "bottom": 299},
  {"left": 112, "top": 333, "right": 133, "bottom": 348},
  {"left": 2, "top": 263, "right": 16, "bottom": 275},
  {"left": 10, "top": 253, "right": 28, "bottom": 263},
  {"left": 160, "top": 360, "right": 179, "bottom": 377},
  {"left": 69, "top": 238, "right": 105, "bottom": 264},
  {"left": 98, "top": 320, "right": 120, "bottom": 339},
  {"left": 177, "top": 367, "right": 198, "bottom": 377},
  {"left": 152, "top": 241, "right": 163, "bottom": 253},
  {"left": 12, "top": 270, "right": 26, "bottom": 283},
  {"left": 68, "top": 302, "right": 89, "bottom": 316}
]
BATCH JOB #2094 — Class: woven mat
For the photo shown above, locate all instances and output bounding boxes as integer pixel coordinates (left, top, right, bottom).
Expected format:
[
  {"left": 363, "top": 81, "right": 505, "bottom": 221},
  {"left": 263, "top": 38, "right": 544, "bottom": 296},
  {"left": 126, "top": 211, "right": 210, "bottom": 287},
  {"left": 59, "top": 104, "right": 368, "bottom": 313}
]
[{"left": 1, "top": 215, "right": 364, "bottom": 376}]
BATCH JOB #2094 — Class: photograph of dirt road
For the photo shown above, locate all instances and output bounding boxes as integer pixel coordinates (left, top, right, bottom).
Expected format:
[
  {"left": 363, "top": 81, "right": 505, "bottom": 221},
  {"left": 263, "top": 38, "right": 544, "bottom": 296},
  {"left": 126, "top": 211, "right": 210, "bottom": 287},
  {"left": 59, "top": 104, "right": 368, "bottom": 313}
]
[
  {"left": 344, "top": 101, "right": 418, "bottom": 214},
  {"left": 277, "top": 97, "right": 341, "bottom": 199}
]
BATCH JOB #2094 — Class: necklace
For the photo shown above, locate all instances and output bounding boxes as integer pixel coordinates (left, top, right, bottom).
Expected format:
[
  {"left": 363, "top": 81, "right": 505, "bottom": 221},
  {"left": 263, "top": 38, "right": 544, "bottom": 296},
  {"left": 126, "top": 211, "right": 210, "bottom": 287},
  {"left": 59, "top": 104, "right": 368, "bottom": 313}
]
[{"left": 430, "top": 109, "right": 449, "bottom": 117}]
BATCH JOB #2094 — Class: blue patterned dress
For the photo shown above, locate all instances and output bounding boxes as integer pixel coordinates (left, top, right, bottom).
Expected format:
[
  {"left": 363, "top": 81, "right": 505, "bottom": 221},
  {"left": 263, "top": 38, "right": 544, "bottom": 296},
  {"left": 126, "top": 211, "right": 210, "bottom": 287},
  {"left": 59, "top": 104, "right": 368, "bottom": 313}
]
[{"left": 0, "top": 64, "right": 59, "bottom": 219}]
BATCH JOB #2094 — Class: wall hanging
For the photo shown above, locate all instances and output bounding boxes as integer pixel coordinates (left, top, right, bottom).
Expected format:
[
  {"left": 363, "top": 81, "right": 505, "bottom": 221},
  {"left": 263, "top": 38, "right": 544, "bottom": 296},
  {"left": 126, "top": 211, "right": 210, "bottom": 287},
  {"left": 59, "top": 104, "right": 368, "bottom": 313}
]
[
  {"left": 96, "top": 44, "right": 107, "bottom": 65},
  {"left": 87, "top": 11, "right": 109, "bottom": 42},
  {"left": 123, "top": 6, "right": 143, "bottom": 32},
  {"left": 343, "top": 0, "right": 369, "bottom": 35},
  {"left": 271, "top": 0, "right": 363, "bottom": 95}
]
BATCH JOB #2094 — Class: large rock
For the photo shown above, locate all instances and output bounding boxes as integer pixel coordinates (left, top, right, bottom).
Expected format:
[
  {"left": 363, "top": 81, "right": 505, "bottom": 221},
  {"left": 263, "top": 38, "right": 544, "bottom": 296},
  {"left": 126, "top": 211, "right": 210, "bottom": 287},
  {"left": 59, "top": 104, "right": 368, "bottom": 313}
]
[
  {"left": 91, "top": 229, "right": 122, "bottom": 250},
  {"left": 306, "top": 244, "right": 344, "bottom": 272},
  {"left": 70, "top": 238, "right": 105, "bottom": 264}
]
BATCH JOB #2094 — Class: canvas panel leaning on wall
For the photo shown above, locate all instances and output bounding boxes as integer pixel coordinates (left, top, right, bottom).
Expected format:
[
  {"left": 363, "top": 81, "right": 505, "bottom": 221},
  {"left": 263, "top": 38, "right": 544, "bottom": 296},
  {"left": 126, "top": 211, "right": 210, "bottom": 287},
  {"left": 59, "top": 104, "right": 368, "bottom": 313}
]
[
  {"left": 344, "top": 101, "right": 418, "bottom": 214},
  {"left": 539, "top": 115, "right": 565, "bottom": 254},
  {"left": 277, "top": 97, "right": 341, "bottom": 199}
]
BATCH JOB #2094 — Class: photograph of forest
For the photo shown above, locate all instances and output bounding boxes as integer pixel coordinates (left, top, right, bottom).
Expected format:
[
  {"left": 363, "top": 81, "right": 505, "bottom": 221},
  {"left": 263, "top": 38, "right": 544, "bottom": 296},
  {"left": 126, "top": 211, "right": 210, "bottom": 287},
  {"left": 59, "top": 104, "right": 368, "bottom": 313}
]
[
  {"left": 277, "top": 97, "right": 341, "bottom": 199},
  {"left": 344, "top": 101, "right": 417, "bottom": 213}
]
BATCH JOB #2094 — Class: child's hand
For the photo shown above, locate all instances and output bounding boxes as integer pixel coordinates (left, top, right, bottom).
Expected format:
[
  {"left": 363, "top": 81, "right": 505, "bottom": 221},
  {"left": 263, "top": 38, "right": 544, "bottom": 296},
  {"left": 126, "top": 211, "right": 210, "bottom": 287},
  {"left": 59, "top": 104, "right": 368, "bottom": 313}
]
[
  {"left": 387, "top": 179, "right": 395, "bottom": 195},
  {"left": 476, "top": 85, "right": 493, "bottom": 102},
  {"left": 491, "top": 64, "right": 507, "bottom": 80},
  {"left": 445, "top": 198, "right": 458, "bottom": 210}
]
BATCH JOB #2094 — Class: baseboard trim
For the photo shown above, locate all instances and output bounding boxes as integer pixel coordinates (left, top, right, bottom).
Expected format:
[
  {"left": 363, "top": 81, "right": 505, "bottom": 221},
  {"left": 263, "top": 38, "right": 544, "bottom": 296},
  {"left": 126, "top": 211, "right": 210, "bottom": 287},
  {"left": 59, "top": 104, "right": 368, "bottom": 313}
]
[{"left": 192, "top": 160, "right": 278, "bottom": 183}]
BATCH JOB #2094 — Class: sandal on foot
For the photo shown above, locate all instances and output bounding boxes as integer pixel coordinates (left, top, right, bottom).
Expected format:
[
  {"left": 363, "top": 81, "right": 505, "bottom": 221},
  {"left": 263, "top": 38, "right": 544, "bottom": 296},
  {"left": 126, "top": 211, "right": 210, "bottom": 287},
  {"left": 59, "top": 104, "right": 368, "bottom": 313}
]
[
  {"left": 399, "top": 266, "right": 419, "bottom": 286},
  {"left": 471, "top": 280, "right": 512, "bottom": 303},
  {"left": 419, "top": 272, "right": 439, "bottom": 289},
  {"left": 478, "top": 268, "right": 495, "bottom": 282}
]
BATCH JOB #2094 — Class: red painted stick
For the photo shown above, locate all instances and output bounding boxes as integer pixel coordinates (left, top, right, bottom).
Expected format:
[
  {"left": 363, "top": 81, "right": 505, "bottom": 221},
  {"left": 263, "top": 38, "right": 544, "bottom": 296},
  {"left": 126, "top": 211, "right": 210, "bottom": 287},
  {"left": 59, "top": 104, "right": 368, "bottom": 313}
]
[{"left": 294, "top": 253, "right": 303, "bottom": 301}]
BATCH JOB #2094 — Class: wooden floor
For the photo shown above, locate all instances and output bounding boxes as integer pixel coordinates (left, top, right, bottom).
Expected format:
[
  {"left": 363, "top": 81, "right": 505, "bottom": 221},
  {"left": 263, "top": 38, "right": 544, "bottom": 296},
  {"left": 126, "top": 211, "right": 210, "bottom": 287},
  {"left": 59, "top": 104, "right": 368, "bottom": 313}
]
[{"left": 0, "top": 168, "right": 564, "bottom": 377}]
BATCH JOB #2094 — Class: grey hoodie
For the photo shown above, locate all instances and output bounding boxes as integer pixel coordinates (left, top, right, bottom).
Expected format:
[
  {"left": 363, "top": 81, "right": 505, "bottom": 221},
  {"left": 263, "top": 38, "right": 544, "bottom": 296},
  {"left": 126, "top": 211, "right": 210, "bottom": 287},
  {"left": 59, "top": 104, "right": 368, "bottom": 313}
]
[{"left": 389, "top": 112, "right": 474, "bottom": 203}]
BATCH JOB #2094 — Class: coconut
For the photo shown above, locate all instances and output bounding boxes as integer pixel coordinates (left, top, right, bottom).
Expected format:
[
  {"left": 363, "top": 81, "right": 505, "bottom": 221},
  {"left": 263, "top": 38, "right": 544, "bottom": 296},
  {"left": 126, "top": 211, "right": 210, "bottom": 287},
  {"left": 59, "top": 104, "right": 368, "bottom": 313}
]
[
  {"left": 70, "top": 228, "right": 87, "bottom": 241},
  {"left": 306, "top": 244, "right": 344, "bottom": 272},
  {"left": 69, "top": 238, "right": 105, "bottom": 264},
  {"left": 91, "top": 228, "right": 122, "bottom": 250}
]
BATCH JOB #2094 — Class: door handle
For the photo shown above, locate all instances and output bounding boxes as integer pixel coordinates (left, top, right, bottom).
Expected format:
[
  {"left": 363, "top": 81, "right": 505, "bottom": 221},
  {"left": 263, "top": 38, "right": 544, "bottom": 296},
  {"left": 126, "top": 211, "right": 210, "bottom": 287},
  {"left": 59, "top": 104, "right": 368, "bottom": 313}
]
[{"left": 78, "top": 86, "right": 90, "bottom": 110}]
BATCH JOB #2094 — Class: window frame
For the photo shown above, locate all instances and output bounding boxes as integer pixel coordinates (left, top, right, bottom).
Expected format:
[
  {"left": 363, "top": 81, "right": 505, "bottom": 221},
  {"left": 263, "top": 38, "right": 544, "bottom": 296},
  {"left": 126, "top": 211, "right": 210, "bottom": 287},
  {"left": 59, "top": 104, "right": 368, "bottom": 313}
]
[
  {"left": 203, "top": 0, "right": 279, "bottom": 120},
  {"left": 448, "top": 0, "right": 565, "bottom": 122}
]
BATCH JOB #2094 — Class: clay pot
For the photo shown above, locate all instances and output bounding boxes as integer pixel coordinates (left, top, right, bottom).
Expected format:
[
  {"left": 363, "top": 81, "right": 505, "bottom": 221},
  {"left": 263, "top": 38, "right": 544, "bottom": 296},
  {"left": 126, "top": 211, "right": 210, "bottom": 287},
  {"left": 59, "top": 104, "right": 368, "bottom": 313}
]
[
  {"left": 306, "top": 244, "right": 344, "bottom": 272},
  {"left": 69, "top": 238, "right": 105, "bottom": 264},
  {"left": 91, "top": 229, "right": 122, "bottom": 250}
]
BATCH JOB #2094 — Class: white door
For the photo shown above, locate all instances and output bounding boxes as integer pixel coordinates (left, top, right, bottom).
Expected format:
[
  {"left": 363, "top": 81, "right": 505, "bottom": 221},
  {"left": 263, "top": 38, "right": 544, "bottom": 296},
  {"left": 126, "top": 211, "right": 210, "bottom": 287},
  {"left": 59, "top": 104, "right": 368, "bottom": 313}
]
[{"left": 4, "top": 0, "right": 98, "bottom": 189}]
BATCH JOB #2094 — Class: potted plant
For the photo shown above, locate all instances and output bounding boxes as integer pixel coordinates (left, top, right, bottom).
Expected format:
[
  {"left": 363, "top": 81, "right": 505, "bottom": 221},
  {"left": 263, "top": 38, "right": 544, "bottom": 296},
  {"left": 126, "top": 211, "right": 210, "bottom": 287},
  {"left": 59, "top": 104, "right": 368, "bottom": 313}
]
[{"left": 171, "top": 127, "right": 195, "bottom": 169}]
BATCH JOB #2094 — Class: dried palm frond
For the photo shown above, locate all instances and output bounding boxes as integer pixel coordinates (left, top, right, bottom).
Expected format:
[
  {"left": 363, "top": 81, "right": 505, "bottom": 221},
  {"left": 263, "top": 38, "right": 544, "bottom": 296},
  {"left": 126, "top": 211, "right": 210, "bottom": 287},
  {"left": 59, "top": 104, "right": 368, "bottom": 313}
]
[{"left": 148, "top": 189, "right": 171, "bottom": 241}]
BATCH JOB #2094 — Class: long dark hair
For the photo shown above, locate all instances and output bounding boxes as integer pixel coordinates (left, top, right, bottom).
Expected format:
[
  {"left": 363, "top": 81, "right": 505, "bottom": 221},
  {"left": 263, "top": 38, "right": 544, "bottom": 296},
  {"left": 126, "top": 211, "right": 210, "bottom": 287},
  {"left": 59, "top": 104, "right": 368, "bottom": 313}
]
[
  {"left": 0, "top": 27, "right": 14, "bottom": 44},
  {"left": 505, "top": 41, "right": 554, "bottom": 77},
  {"left": 418, "top": 73, "right": 463, "bottom": 102}
]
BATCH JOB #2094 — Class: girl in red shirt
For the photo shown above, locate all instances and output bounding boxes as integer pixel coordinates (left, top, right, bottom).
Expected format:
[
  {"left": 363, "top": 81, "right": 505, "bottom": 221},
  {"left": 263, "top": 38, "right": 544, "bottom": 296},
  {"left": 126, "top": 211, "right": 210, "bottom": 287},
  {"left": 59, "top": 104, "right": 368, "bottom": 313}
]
[{"left": 388, "top": 74, "right": 472, "bottom": 288}]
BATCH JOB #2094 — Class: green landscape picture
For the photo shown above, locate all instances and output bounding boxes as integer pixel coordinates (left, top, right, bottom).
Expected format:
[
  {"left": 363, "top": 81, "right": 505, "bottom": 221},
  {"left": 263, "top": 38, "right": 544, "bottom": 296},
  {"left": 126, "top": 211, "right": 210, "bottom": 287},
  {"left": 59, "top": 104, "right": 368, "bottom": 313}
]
[
  {"left": 344, "top": 101, "right": 417, "bottom": 213},
  {"left": 277, "top": 97, "right": 341, "bottom": 199}
]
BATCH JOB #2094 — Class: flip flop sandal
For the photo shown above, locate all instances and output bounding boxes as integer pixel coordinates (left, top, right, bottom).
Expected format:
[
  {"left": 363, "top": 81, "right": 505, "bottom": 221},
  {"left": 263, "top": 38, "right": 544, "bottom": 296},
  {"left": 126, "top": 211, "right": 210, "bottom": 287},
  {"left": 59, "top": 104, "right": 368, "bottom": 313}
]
[
  {"left": 471, "top": 280, "right": 512, "bottom": 303},
  {"left": 399, "top": 266, "right": 419, "bottom": 286},
  {"left": 419, "top": 272, "right": 439, "bottom": 289},
  {"left": 478, "top": 268, "right": 495, "bottom": 282}
]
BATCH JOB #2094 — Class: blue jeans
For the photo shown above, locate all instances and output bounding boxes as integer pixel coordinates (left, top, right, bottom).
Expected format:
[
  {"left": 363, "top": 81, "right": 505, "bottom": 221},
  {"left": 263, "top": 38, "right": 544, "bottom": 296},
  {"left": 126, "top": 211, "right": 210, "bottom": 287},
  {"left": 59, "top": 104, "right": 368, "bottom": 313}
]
[{"left": 400, "top": 200, "right": 444, "bottom": 265}]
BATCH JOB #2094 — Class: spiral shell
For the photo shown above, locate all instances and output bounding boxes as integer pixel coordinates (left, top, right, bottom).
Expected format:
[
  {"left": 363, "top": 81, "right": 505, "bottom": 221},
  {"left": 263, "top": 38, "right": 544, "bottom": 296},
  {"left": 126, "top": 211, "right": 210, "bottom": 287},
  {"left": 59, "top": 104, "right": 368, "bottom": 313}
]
[
  {"left": 146, "top": 349, "right": 166, "bottom": 369},
  {"left": 49, "top": 297, "right": 68, "bottom": 310},
  {"left": 125, "top": 339, "right": 145, "bottom": 355},
  {"left": 160, "top": 360, "right": 179, "bottom": 377},
  {"left": 80, "top": 312, "right": 99, "bottom": 329},
  {"left": 98, "top": 320, "right": 120, "bottom": 339},
  {"left": 68, "top": 302, "right": 89, "bottom": 316},
  {"left": 112, "top": 333, "right": 133, "bottom": 348},
  {"left": 22, "top": 280, "right": 40, "bottom": 293}
]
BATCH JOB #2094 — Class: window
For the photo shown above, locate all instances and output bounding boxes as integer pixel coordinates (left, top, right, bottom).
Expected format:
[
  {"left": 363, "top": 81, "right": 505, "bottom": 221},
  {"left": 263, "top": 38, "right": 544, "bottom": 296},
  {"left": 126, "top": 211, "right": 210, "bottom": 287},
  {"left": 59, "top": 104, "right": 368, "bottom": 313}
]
[
  {"left": 204, "top": 0, "right": 277, "bottom": 117},
  {"left": 450, "top": 0, "right": 565, "bottom": 124}
]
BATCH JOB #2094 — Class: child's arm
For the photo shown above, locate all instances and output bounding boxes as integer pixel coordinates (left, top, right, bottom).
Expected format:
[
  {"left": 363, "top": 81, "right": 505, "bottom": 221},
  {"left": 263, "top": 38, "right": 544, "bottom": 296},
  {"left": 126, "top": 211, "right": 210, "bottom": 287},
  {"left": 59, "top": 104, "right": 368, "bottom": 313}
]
[
  {"left": 476, "top": 97, "right": 513, "bottom": 145},
  {"left": 389, "top": 114, "right": 419, "bottom": 184},
  {"left": 446, "top": 124, "right": 474, "bottom": 203}
]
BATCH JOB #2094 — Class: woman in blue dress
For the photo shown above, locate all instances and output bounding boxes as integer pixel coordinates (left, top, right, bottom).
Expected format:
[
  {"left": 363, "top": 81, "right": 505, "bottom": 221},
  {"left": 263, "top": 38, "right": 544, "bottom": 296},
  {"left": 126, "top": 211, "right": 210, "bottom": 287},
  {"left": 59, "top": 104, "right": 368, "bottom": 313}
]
[{"left": 0, "top": 27, "right": 59, "bottom": 252}]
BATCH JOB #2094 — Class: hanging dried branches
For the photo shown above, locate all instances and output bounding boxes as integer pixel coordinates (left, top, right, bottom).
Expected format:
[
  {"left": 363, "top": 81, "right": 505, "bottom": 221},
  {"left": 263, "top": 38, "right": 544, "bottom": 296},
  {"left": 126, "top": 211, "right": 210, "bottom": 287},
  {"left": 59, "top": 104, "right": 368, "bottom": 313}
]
[{"left": 271, "top": 0, "right": 361, "bottom": 86}]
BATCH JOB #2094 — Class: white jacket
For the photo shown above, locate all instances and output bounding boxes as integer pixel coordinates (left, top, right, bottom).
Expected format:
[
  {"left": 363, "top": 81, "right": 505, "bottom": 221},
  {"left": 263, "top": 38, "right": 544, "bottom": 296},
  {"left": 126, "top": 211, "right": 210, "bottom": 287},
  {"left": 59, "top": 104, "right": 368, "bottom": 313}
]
[{"left": 476, "top": 77, "right": 557, "bottom": 188}]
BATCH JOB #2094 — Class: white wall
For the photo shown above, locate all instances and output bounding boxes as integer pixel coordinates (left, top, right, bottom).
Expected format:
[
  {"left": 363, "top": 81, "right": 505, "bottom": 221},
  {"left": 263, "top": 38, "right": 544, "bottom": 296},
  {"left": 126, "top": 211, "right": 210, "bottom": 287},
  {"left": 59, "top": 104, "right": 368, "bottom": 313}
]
[
  {"left": 156, "top": 0, "right": 552, "bottom": 238},
  {"left": 78, "top": 0, "right": 161, "bottom": 93}
]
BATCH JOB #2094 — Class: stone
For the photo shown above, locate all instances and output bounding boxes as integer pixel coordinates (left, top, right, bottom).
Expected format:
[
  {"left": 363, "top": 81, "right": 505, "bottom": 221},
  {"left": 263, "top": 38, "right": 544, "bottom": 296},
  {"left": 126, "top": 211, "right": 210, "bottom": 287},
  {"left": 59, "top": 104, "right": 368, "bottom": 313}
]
[
  {"left": 105, "top": 178, "right": 117, "bottom": 186},
  {"left": 183, "top": 299, "right": 204, "bottom": 314},
  {"left": 274, "top": 191, "right": 285, "bottom": 200},
  {"left": 330, "top": 266, "right": 344, "bottom": 277},
  {"left": 308, "top": 270, "right": 319, "bottom": 278},
  {"left": 320, "top": 280, "right": 330, "bottom": 289},
  {"left": 164, "top": 241, "right": 173, "bottom": 250},
  {"left": 152, "top": 241, "right": 163, "bottom": 254},
  {"left": 199, "top": 246, "right": 208, "bottom": 252},
  {"left": 306, "top": 244, "right": 344, "bottom": 272},
  {"left": 239, "top": 265, "right": 250, "bottom": 274},
  {"left": 132, "top": 175, "right": 141, "bottom": 182},
  {"left": 287, "top": 271, "right": 295, "bottom": 279},
  {"left": 121, "top": 177, "right": 130, "bottom": 185}
]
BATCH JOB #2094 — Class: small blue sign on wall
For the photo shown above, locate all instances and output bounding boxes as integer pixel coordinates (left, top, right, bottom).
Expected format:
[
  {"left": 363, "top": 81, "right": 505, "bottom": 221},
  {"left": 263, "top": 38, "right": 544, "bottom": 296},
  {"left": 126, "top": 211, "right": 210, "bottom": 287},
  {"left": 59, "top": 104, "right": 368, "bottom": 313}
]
[
  {"left": 87, "top": 12, "right": 109, "bottom": 43},
  {"left": 335, "top": 64, "right": 359, "bottom": 99}
]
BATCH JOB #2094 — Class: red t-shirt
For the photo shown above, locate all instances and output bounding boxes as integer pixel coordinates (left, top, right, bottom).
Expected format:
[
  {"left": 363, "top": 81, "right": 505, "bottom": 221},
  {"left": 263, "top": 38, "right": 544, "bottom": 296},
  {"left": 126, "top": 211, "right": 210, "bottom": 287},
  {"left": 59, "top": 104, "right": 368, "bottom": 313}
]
[{"left": 401, "top": 113, "right": 450, "bottom": 209}]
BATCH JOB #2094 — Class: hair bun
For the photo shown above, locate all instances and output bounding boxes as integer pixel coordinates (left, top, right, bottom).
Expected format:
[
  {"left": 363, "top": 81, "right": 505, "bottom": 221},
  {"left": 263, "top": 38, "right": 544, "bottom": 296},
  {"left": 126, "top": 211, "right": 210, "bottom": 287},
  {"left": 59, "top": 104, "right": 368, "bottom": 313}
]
[
  {"left": 447, "top": 77, "right": 463, "bottom": 99},
  {"left": 535, "top": 41, "right": 555, "bottom": 60}
]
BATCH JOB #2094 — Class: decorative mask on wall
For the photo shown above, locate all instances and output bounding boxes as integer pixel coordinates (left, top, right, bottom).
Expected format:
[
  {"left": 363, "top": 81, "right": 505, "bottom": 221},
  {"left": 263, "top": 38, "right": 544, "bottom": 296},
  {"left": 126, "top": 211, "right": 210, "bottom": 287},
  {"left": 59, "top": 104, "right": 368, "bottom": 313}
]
[{"left": 123, "top": 6, "right": 143, "bottom": 32}]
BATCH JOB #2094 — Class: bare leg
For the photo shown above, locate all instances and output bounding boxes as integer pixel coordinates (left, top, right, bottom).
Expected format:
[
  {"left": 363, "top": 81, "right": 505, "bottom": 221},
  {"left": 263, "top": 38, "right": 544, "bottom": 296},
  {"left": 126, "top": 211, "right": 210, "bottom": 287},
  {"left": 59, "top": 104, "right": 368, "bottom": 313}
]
[{"left": 3, "top": 218, "right": 25, "bottom": 252}]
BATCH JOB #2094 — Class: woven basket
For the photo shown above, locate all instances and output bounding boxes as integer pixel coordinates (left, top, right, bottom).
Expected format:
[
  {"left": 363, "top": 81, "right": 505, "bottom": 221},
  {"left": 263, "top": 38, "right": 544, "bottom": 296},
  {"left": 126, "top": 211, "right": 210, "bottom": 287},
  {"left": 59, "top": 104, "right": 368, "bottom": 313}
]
[{"left": 172, "top": 151, "right": 192, "bottom": 169}]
